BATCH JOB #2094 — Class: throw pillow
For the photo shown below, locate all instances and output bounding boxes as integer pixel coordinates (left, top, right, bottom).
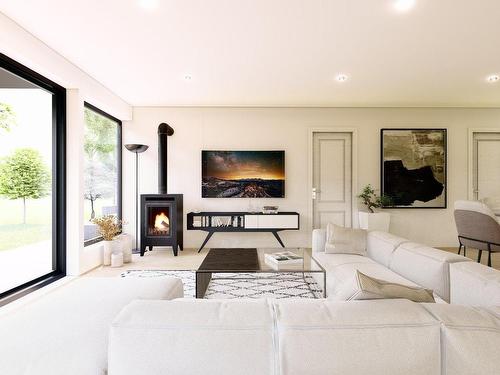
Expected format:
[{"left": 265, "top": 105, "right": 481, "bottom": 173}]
[
  {"left": 325, "top": 223, "right": 367, "bottom": 255},
  {"left": 338, "top": 270, "right": 435, "bottom": 303}
]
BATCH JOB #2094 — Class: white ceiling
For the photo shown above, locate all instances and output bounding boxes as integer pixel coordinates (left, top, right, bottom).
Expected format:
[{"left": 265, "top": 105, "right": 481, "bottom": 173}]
[{"left": 1, "top": 0, "right": 499, "bottom": 107}]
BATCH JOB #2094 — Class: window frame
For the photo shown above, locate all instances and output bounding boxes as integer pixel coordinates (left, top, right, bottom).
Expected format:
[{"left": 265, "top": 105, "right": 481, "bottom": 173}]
[
  {"left": 0, "top": 52, "right": 66, "bottom": 306},
  {"left": 83, "top": 102, "right": 122, "bottom": 247}
]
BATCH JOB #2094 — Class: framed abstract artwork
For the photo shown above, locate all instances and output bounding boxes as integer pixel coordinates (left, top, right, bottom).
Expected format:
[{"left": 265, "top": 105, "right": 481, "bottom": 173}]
[{"left": 381, "top": 128, "right": 447, "bottom": 208}]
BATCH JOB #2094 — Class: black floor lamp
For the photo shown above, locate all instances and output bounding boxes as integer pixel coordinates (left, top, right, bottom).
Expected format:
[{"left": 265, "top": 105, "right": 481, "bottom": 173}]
[{"left": 125, "top": 144, "right": 149, "bottom": 253}]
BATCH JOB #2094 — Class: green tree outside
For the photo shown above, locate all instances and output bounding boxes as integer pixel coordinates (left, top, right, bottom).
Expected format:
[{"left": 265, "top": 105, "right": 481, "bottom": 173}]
[
  {"left": 0, "top": 148, "right": 51, "bottom": 224},
  {"left": 84, "top": 108, "right": 117, "bottom": 220}
]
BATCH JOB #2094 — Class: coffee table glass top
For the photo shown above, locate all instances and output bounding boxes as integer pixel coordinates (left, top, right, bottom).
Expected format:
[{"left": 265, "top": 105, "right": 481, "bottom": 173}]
[{"left": 197, "top": 248, "right": 325, "bottom": 273}]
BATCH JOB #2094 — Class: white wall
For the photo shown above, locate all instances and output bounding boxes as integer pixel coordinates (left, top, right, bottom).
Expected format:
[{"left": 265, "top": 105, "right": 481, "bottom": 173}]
[
  {"left": 0, "top": 12, "right": 133, "bottom": 274},
  {"left": 0, "top": 12, "right": 131, "bottom": 120},
  {"left": 123, "top": 107, "right": 500, "bottom": 249}
]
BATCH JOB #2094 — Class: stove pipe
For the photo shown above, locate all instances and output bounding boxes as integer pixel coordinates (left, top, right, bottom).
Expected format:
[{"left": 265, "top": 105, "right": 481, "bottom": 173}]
[{"left": 158, "top": 123, "right": 174, "bottom": 194}]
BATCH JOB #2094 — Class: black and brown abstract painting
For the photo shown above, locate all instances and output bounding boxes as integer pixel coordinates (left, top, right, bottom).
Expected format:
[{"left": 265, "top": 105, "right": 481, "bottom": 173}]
[{"left": 381, "top": 129, "right": 446, "bottom": 208}]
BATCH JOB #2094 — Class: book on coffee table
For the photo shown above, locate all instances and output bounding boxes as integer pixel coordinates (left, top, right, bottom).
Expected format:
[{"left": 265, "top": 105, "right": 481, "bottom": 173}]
[{"left": 264, "top": 251, "right": 303, "bottom": 265}]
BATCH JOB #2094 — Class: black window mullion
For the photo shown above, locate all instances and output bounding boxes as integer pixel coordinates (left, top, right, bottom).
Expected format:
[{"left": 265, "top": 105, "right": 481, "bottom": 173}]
[{"left": 0, "top": 52, "right": 66, "bottom": 306}]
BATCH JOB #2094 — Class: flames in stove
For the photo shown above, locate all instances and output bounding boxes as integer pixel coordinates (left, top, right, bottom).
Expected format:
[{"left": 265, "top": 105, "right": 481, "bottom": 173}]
[{"left": 150, "top": 212, "right": 170, "bottom": 235}]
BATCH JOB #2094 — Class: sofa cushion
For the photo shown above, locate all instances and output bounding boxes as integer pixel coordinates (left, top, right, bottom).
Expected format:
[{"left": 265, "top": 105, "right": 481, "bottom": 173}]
[
  {"left": 108, "top": 299, "right": 499, "bottom": 375},
  {"left": 275, "top": 299, "right": 441, "bottom": 375},
  {"left": 449, "top": 261, "right": 500, "bottom": 306},
  {"left": 325, "top": 223, "right": 367, "bottom": 255},
  {"left": 366, "top": 230, "right": 409, "bottom": 267},
  {"left": 0, "top": 276, "right": 184, "bottom": 375},
  {"left": 389, "top": 242, "right": 470, "bottom": 302},
  {"left": 312, "top": 228, "right": 327, "bottom": 253},
  {"left": 313, "top": 252, "right": 375, "bottom": 270},
  {"left": 109, "top": 299, "right": 275, "bottom": 375},
  {"left": 422, "top": 303, "right": 500, "bottom": 375},
  {"left": 313, "top": 252, "right": 424, "bottom": 300},
  {"left": 312, "top": 252, "right": 373, "bottom": 296},
  {"left": 337, "top": 270, "right": 435, "bottom": 303}
]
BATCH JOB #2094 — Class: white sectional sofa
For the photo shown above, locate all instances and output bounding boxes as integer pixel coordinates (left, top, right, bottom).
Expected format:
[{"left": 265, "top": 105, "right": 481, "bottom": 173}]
[
  {"left": 312, "top": 229, "right": 500, "bottom": 305},
  {"left": 106, "top": 231, "right": 500, "bottom": 374},
  {"left": 109, "top": 298, "right": 500, "bottom": 375},
  {"left": 0, "top": 276, "right": 183, "bottom": 375},
  {"left": 450, "top": 261, "right": 500, "bottom": 306},
  {"left": 3, "top": 230, "right": 500, "bottom": 374}
]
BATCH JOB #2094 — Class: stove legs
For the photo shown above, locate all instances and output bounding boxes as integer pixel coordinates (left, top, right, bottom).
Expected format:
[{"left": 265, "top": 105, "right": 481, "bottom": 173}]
[{"left": 140, "top": 240, "right": 182, "bottom": 257}]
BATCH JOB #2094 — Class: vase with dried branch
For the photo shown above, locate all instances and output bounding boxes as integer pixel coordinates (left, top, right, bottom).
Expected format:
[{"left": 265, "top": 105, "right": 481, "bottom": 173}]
[{"left": 92, "top": 215, "right": 124, "bottom": 265}]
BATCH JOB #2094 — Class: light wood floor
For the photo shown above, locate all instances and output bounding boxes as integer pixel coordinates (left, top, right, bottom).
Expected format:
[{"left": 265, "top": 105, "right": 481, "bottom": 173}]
[
  {"left": 84, "top": 246, "right": 499, "bottom": 277},
  {"left": 84, "top": 248, "right": 206, "bottom": 277}
]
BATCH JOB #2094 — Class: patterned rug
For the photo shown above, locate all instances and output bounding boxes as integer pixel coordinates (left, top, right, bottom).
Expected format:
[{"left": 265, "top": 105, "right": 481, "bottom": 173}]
[{"left": 121, "top": 270, "right": 323, "bottom": 299}]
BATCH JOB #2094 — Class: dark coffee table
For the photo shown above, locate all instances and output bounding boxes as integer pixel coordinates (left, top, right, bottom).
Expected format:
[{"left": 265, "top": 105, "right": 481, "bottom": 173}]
[{"left": 195, "top": 248, "right": 326, "bottom": 298}]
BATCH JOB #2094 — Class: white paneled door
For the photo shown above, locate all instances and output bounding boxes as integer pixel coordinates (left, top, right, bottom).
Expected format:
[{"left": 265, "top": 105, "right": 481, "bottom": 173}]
[
  {"left": 473, "top": 132, "right": 500, "bottom": 201},
  {"left": 312, "top": 132, "right": 352, "bottom": 229}
]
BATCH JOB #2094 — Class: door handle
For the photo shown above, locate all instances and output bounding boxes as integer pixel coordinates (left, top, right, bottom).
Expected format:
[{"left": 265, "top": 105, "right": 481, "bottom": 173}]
[{"left": 312, "top": 188, "right": 320, "bottom": 199}]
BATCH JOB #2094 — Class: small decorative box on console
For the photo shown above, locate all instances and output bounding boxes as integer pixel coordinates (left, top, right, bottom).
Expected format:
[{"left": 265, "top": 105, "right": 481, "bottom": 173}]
[{"left": 187, "top": 211, "right": 299, "bottom": 252}]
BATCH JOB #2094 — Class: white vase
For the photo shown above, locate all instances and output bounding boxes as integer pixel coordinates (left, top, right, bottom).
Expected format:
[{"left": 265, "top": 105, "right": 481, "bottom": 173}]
[
  {"left": 358, "top": 211, "right": 391, "bottom": 232},
  {"left": 103, "top": 240, "right": 114, "bottom": 266}
]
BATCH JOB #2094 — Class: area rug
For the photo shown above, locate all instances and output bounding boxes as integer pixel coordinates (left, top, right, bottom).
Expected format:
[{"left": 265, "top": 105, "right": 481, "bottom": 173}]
[{"left": 121, "top": 270, "right": 323, "bottom": 299}]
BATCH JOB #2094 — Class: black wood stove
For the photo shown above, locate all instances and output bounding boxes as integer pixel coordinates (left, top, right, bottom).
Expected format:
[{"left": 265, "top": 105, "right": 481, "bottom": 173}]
[
  {"left": 140, "top": 123, "right": 183, "bottom": 256},
  {"left": 140, "top": 194, "right": 183, "bottom": 256}
]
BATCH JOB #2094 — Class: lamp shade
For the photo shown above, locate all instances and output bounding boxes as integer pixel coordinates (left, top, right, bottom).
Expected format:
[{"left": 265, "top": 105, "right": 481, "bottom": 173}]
[{"left": 125, "top": 144, "right": 149, "bottom": 153}]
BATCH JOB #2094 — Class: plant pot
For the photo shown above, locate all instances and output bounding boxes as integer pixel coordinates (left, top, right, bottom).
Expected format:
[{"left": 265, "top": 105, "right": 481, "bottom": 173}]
[
  {"left": 103, "top": 240, "right": 115, "bottom": 266},
  {"left": 358, "top": 211, "right": 391, "bottom": 232}
]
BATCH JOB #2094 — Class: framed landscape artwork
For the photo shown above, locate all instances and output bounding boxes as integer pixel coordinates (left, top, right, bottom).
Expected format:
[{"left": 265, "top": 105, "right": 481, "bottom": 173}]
[
  {"left": 202, "top": 150, "right": 285, "bottom": 198},
  {"left": 381, "top": 129, "right": 447, "bottom": 208}
]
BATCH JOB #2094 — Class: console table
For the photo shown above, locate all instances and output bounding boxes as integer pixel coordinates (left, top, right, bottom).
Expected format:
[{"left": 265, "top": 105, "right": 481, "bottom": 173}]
[{"left": 187, "top": 211, "right": 300, "bottom": 252}]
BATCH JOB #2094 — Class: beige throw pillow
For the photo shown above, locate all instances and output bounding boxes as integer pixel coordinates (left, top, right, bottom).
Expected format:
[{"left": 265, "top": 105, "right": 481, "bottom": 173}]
[
  {"left": 325, "top": 223, "right": 367, "bottom": 256},
  {"left": 339, "top": 270, "right": 435, "bottom": 303}
]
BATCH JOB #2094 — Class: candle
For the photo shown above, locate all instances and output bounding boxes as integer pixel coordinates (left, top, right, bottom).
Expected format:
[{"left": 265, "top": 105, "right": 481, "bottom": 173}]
[{"left": 111, "top": 252, "right": 124, "bottom": 268}]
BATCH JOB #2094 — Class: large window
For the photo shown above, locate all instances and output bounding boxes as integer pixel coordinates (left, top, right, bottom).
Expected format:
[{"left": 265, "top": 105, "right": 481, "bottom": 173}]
[
  {"left": 0, "top": 53, "right": 65, "bottom": 304},
  {"left": 83, "top": 103, "right": 121, "bottom": 245}
]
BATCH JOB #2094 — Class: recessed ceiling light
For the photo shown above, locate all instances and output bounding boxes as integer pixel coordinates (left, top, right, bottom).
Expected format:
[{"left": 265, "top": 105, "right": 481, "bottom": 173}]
[
  {"left": 138, "top": 0, "right": 158, "bottom": 10},
  {"left": 184, "top": 74, "right": 193, "bottom": 81},
  {"left": 486, "top": 74, "right": 499, "bottom": 83},
  {"left": 335, "top": 74, "right": 349, "bottom": 83},
  {"left": 393, "top": 0, "right": 416, "bottom": 12}
]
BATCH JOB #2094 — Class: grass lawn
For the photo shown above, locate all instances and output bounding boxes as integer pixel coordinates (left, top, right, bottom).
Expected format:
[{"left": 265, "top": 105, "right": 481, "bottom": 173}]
[
  {"left": 0, "top": 197, "right": 52, "bottom": 225},
  {"left": 0, "top": 198, "right": 51, "bottom": 251},
  {"left": 0, "top": 224, "right": 51, "bottom": 251},
  {"left": 0, "top": 196, "right": 116, "bottom": 250}
]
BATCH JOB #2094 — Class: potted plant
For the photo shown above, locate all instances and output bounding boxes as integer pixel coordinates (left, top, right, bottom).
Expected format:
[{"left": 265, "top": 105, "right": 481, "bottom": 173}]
[
  {"left": 357, "top": 185, "right": 392, "bottom": 232},
  {"left": 92, "top": 215, "right": 123, "bottom": 266}
]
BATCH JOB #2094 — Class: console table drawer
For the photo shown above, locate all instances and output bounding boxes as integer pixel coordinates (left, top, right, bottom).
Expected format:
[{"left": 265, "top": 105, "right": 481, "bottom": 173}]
[
  {"left": 244, "top": 215, "right": 260, "bottom": 228},
  {"left": 244, "top": 214, "right": 298, "bottom": 229}
]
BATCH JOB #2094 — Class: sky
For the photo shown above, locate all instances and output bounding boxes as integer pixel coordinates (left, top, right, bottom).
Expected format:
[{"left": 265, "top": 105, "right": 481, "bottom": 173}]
[
  {"left": 0, "top": 88, "right": 53, "bottom": 164},
  {"left": 203, "top": 151, "right": 285, "bottom": 180}
]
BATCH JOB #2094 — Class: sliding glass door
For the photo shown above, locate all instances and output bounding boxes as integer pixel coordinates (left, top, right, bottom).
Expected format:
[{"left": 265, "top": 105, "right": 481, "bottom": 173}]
[{"left": 0, "top": 54, "right": 65, "bottom": 303}]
